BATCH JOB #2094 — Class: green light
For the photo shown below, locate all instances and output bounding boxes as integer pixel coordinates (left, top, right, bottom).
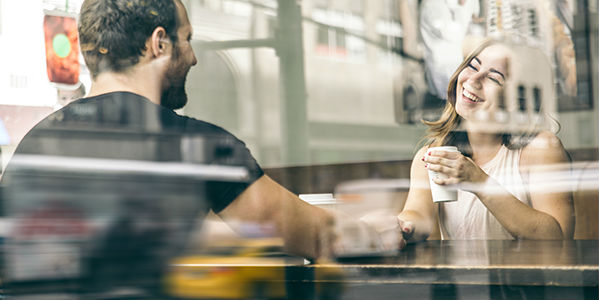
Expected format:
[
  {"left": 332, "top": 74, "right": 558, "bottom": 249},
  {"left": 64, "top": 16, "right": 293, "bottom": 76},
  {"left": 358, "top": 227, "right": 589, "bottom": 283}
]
[{"left": 52, "top": 33, "right": 71, "bottom": 58}]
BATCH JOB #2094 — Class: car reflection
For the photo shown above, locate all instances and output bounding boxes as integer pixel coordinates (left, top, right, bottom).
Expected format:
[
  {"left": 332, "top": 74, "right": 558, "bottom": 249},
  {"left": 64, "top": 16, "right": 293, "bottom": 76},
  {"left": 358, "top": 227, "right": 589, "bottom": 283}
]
[{"left": 165, "top": 238, "right": 344, "bottom": 299}]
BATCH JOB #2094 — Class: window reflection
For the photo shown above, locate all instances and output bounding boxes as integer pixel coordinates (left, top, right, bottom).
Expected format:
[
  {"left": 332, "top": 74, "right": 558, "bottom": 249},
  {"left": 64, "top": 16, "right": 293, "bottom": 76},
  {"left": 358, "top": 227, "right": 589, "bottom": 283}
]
[
  {"left": 0, "top": 0, "right": 597, "bottom": 299},
  {"left": 184, "top": 50, "right": 239, "bottom": 131}
]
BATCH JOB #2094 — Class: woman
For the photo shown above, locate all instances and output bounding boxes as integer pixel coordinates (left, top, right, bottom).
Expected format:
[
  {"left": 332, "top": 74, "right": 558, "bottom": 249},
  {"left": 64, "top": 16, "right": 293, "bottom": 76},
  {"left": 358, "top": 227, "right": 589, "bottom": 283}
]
[{"left": 397, "top": 39, "right": 574, "bottom": 244}]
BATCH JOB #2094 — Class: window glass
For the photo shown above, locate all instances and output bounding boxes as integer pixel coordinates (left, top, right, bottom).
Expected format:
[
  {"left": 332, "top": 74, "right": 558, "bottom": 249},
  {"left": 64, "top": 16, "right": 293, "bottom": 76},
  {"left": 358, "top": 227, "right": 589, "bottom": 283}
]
[{"left": 0, "top": 1, "right": 597, "bottom": 299}]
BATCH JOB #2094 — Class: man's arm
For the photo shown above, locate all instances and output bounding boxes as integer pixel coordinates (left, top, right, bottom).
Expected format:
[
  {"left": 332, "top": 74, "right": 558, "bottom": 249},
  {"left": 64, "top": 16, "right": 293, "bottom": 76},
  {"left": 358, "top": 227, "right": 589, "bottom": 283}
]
[{"left": 217, "top": 175, "right": 335, "bottom": 260}]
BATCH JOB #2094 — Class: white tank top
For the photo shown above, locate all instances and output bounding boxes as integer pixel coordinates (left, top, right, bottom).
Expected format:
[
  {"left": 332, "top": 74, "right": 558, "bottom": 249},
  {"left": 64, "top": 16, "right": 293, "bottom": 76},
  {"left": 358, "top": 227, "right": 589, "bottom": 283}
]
[{"left": 439, "top": 145, "right": 531, "bottom": 240}]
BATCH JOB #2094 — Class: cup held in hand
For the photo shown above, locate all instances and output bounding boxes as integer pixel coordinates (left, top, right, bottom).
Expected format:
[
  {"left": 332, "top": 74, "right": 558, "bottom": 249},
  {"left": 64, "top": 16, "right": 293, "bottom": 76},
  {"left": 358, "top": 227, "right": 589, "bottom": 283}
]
[{"left": 427, "top": 146, "right": 459, "bottom": 202}]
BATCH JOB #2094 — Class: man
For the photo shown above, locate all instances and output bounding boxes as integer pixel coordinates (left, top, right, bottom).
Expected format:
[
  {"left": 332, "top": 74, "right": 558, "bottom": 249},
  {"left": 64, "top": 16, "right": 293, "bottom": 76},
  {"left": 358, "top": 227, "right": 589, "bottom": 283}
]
[
  {"left": 1, "top": 0, "right": 403, "bottom": 298},
  {"left": 2, "top": 0, "right": 408, "bottom": 298}
]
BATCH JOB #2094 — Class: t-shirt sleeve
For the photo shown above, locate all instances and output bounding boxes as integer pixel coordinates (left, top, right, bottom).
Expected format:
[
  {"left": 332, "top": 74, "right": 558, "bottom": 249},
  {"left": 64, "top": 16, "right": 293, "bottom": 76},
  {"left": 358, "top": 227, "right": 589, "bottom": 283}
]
[
  {"left": 206, "top": 139, "right": 264, "bottom": 213},
  {"left": 185, "top": 121, "right": 264, "bottom": 213}
]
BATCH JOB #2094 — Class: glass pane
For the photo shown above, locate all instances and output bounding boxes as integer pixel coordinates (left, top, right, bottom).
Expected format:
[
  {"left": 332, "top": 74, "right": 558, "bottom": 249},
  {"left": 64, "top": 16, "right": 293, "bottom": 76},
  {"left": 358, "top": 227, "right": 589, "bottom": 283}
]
[{"left": 0, "top": 0, "right": 597, "bottom": 299}]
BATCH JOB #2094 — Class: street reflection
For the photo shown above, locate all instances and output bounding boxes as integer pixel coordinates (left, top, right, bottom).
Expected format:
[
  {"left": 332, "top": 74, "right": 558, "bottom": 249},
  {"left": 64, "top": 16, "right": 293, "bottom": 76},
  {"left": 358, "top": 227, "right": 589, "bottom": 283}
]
[
  {"left": 166, "top": 237, "right": 344, "bottom": 299},
  {"left": 0, "top": 0, "right": 596, "bottom": 299}
]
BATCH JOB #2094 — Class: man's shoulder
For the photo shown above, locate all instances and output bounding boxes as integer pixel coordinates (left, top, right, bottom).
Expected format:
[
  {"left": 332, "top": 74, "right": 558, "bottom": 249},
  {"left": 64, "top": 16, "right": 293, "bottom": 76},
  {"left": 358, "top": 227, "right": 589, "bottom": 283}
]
[
  {"left": 178, "top": 115, "right": 228, "bottom": 134},
  {"left": 72, "top": 91, "right": 147, "bottom": 105}
]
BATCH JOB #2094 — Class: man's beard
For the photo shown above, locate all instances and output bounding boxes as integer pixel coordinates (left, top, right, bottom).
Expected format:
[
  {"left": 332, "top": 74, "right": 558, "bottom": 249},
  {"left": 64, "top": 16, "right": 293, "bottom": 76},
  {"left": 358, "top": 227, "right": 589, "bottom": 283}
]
[
  {"left": 160, "top": 75, "right": 188, "bottom": 110},
  {"left": 160, "top": 48, "right": 189, "bottom": 110}
]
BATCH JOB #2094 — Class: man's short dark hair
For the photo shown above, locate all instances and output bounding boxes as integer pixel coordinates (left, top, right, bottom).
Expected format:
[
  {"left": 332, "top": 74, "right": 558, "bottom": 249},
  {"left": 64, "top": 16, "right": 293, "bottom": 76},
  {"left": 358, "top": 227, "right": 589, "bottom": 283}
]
[{"left": 78, "top": 0, "right": 179, "bottom": 78}]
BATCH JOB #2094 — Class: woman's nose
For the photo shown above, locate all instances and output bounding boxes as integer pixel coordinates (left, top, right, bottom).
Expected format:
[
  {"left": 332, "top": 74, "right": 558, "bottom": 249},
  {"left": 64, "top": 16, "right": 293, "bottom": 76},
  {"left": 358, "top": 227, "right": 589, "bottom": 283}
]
[{"left": 467, "top": 71, "right": 484, "bottom": 88}]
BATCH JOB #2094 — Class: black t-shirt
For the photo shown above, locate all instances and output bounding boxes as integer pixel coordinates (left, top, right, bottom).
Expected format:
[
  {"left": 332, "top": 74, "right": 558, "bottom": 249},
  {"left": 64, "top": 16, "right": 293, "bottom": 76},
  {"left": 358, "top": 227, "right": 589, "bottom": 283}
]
[{"left": 1, "top": 92, "right": 264, "bottom": 295}]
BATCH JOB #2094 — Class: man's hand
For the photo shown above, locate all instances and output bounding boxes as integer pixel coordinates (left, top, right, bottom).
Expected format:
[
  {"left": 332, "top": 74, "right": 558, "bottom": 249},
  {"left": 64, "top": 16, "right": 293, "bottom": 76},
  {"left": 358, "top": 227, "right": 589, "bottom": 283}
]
[
  {"left": 332, "top": 210, "right": 409, "bottom": 254},
  {"left": 218, "top": 175, "right": 337, "bottom": 261}
]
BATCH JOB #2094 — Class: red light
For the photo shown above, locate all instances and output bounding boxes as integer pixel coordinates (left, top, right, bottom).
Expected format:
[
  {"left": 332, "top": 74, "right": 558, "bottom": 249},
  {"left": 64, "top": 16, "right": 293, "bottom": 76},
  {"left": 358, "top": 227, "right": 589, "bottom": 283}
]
[{"left": 43, "top": 14, "right": 79, "bottom": 85}]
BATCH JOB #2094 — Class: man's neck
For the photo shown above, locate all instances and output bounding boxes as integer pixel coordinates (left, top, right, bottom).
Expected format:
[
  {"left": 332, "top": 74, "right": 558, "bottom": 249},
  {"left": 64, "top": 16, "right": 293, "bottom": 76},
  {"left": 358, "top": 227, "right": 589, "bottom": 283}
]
[{"left": 88, "top": 68, "right": 162, "bottom": 105}]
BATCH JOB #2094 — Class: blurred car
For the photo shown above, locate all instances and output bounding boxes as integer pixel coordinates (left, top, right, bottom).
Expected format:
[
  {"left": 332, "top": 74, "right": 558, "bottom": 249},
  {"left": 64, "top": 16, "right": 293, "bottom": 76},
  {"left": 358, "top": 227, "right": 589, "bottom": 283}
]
[{"left": 164, "top": 238, "right": 344, "bottom": 299}]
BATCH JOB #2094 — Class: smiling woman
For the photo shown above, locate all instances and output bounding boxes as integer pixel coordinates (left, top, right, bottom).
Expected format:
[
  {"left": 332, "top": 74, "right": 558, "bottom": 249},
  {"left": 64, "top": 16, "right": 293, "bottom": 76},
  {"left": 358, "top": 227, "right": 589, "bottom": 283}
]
[
  {"left": 396, "top": 38, "right": 575, "bottom": 243},
  {"left": 424, "top": 38, "right": 558, "bottom": 154},
  {"left": 433, "top": 41, "right": 514, "bottom": 147}
]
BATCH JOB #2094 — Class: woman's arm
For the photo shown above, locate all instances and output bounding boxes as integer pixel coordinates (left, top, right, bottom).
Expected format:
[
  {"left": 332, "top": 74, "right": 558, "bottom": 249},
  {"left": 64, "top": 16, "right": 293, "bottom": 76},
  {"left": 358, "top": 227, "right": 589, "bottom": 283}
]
[
  {"left": 518, "top": 131, "right": 574, "bottom": 238},
  {"left": 398, "top": 146, "right": 437, "bottom": 243},
  {"left": 424, "top": 132, "right": 574, "bottom": 239}
]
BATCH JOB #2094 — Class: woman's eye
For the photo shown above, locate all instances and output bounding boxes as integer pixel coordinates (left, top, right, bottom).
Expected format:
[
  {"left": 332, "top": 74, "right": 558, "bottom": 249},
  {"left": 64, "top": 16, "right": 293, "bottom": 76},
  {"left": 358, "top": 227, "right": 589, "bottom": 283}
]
[
  {"left": 467, "top": 63, "right": 478, "bottom": 71},
  {"left": 488, "top": 76, "right": 503, "bottom": 86}
]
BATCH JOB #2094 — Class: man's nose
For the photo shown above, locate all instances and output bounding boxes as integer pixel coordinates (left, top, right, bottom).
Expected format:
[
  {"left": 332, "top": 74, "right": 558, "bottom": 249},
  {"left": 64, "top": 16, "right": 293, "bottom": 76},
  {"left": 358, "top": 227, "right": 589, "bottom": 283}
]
[{"left": 191, "top": 52, "right": 198, "bottom": 66}]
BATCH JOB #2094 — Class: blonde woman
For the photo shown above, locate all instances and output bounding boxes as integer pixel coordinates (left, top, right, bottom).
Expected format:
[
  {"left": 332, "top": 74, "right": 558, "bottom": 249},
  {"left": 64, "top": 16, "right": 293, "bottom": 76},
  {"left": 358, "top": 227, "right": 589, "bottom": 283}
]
[{"left": 396, "top": 39, "right": 574, "bottom": 246}]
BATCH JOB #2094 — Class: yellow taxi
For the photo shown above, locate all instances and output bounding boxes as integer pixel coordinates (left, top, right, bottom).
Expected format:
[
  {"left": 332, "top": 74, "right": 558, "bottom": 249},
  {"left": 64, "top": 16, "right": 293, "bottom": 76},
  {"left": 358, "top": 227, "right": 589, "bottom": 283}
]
[{"left": 164, "top": 238, "right": 344, "bottom": 299}]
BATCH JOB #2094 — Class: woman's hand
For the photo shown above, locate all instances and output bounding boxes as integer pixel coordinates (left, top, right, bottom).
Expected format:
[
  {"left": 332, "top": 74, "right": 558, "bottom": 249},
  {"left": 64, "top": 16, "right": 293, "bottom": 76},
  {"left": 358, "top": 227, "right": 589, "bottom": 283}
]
[
  {"left": 357, "top": 211, "right": 414, "bottom": 251},
  {"left": 423, "top": 149, "right": 489, "bottom": 188},
  {"left": 397, "top": 216, "right": 414, "bottom": 249}
]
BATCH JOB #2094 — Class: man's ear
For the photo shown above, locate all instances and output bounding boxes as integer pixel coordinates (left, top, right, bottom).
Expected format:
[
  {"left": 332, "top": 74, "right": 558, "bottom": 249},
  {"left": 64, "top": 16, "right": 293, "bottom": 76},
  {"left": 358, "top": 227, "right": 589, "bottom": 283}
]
[{"left": 149, "top": 26, "right": 170, "bottom": 58}]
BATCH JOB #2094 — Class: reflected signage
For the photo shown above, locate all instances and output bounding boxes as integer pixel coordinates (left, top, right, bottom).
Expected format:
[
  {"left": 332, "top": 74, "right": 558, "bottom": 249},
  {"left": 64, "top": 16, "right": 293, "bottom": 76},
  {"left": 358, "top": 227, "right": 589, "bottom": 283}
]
[{"left": 43, "top": 14, "right": 79, "bottom": 85}]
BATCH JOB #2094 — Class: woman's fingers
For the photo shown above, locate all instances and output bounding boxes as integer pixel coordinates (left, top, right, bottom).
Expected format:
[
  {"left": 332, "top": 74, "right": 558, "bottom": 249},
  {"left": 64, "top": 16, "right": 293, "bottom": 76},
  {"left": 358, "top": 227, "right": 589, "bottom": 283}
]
[
  {"left": 397, "top": 218, "right": 414, "bottom": 242},
  {"left": 427, "top": 150, "right": 461, "bottom": 159},
  {"left": 432, "top": 176, "right": 460, "bottom": 185},
  {"left": 424, "top": 151, "right": 470, "bottom": 181},
  {"left": 427, "top": 163, "right": 459, "bottom": 177},
  {"left": 425, "top": 150, "right": 488, "bottom": 188},
  {"left": 424, "top": 151, "right": 460, "bottom": 168},
  {"left": 425, "top": 156, "right": 454, "bottom": 167}
]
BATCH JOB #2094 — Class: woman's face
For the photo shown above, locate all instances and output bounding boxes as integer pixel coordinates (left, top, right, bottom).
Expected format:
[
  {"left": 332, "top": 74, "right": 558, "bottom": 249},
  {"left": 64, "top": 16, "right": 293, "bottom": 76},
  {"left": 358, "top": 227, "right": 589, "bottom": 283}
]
[{"left": 455, "top": 44, "right": 510, "bottom": 121}]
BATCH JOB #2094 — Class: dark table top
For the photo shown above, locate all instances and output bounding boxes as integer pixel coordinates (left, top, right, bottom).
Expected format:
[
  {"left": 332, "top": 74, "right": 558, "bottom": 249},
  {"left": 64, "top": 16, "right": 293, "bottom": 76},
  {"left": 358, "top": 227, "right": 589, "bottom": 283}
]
[
  {"left": 307, "top": 240, "right": 599, "bottom": 287},
  {"left": 3, "top": 240, "right": 596, "bottom": 300}
]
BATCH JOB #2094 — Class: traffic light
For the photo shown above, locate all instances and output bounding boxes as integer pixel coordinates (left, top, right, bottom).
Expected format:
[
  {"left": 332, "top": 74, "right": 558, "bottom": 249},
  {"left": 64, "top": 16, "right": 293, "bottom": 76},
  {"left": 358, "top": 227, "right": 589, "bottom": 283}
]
[{"left": 43, "top": 14, "right": 79, "bottom": 85}]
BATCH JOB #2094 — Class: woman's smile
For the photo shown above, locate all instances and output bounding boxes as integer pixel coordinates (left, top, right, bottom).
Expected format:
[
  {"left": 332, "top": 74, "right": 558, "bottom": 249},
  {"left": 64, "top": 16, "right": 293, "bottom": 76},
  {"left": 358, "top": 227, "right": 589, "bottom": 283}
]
[{"left": 462, "top": 89, "right": 485, "bottom": 103}]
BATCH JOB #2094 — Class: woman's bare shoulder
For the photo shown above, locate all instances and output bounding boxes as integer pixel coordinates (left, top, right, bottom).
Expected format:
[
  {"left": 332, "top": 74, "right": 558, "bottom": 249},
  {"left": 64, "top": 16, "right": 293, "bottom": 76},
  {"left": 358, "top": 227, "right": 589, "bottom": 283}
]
[
  {"left": 415, "top": 145, "right": 430, "bottom": 156},
  {"left": 521, "top": 130, "right": 568, "bottom": 166}
]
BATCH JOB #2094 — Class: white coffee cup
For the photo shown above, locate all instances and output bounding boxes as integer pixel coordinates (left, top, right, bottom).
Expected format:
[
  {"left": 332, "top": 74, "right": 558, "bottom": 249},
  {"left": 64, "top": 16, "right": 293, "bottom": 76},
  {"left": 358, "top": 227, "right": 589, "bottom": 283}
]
[{"left": 427, "top": 146, "right": 459, "bottom": 202}]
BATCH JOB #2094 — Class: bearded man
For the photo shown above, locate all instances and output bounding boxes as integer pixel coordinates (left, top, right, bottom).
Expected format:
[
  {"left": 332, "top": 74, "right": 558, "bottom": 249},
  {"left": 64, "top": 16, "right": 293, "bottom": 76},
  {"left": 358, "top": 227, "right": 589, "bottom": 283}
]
[{"left": 0, "top": 0, "right": 363, "bottom": 298}]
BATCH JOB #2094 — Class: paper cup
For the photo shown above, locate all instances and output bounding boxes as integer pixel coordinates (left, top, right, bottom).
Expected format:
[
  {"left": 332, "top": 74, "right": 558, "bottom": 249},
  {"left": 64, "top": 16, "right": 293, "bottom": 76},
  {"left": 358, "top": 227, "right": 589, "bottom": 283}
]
[{"left": 427, "top": 146, "right": 459, "bottom": 203}]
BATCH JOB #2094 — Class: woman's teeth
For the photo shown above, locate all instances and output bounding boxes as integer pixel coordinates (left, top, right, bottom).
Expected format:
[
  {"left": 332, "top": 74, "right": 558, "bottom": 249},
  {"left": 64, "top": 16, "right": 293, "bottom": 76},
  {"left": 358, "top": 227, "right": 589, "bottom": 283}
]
[{"left": 463, "top": 90, "right": 483, "bottom": 102}]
